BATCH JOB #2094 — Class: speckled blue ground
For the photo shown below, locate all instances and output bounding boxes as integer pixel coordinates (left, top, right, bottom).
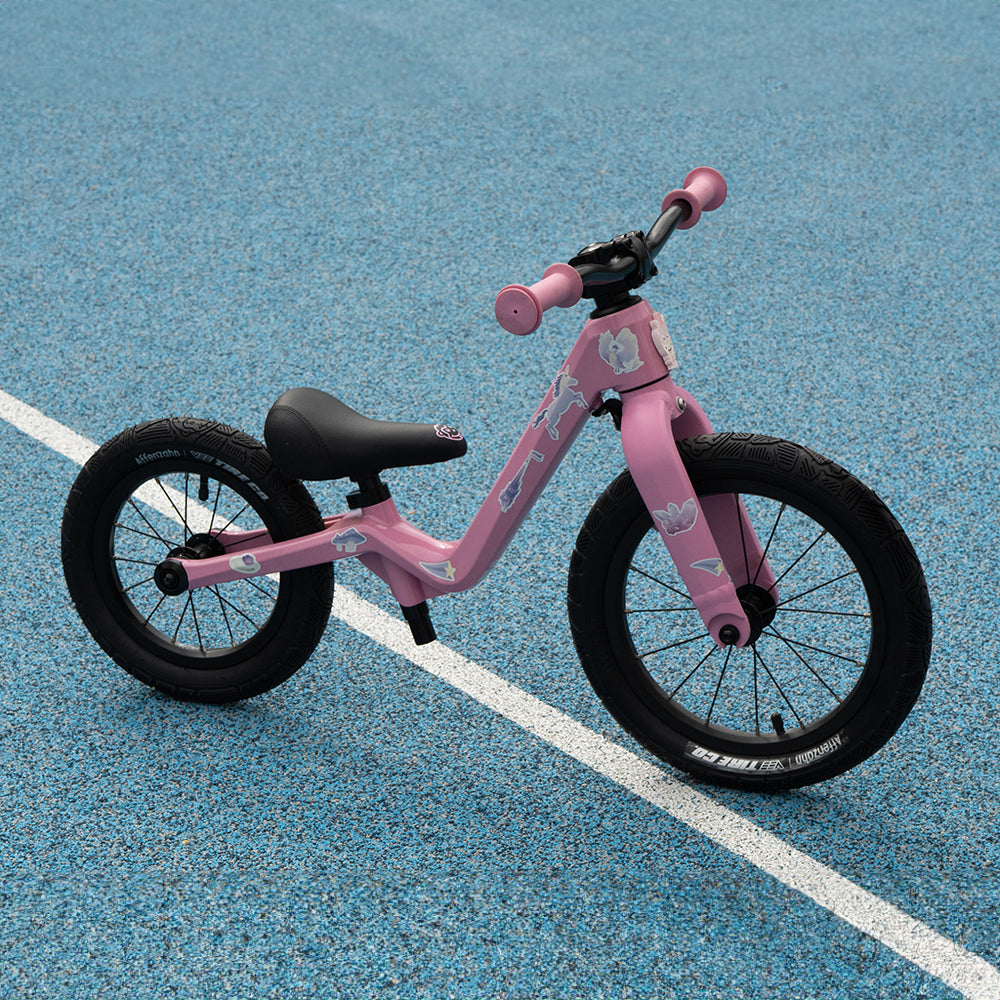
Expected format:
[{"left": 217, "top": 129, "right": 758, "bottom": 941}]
[{"left": 2, "top": 2, "right": 1000, "bottom": 997}]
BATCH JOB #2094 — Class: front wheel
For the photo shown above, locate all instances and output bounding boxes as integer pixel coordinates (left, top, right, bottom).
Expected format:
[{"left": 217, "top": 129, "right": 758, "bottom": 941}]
[
  {"left": 568, "top": 433, "right": 932, "bottom": 790},
  {"left": 62, "top": 417, "right": 335, "bottom": 703}
]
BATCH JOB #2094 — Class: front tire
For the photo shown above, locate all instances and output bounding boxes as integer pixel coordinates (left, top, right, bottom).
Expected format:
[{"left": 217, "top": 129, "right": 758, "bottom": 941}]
[
  {"left": 62, "top": 418, "right": 335, "bottom": 703},
  {"left": 568, "top": 433, "right": 932, "bottom": 790}
]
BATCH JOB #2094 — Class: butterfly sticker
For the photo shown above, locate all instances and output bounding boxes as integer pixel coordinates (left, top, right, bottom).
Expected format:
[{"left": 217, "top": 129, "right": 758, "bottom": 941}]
[{"left": 653, "top": 499, "right": 698, "bottom": 535}]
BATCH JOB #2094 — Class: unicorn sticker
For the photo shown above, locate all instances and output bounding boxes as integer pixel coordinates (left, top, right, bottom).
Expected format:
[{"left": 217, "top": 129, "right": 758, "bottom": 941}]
[
  {"left": 531, "top": 370, "right": 588, "bottom": 441},
  {"left": 598, "top": 327, "right": 644, "bottom": 375}
]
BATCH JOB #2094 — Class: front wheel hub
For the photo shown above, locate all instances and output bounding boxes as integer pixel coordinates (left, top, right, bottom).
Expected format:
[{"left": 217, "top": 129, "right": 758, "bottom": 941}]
[{"left": 736, "top": 583, "right": 778, "bottom": 645}]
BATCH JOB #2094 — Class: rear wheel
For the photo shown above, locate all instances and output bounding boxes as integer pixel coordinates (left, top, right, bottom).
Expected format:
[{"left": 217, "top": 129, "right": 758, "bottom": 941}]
[
  {"left": 568, "top": 433, "right": 932, "bottom": 790},
  {"left": 62, "top": 417, "right": 334, "bottom": 702}
]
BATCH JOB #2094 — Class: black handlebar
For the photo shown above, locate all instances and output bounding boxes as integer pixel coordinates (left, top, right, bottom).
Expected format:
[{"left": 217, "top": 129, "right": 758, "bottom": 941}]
[
  {"left": 568, "top": 203, "right": 687, "bottom": 312},
  {"left": 645, "top": 202, "right": 688, "bottom": 257},
  {"left": 494, "top": 169, "right": 726, "bottom": 333}
]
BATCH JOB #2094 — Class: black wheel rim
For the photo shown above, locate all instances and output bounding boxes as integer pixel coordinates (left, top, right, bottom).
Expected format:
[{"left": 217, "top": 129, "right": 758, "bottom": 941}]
[
  {"left": 610, "top": 482, "right": 886, "bottom": 756},
  {"left": 94, "top": 460, "right": 292, "bottom": 667}
]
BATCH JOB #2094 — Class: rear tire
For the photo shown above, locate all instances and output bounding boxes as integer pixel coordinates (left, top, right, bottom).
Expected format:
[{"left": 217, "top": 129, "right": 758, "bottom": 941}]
[
  {"left": 62, "top": 417, "right": 334, "bottom": 703},
  {"left": 568, "top": 433, "right": 932, "bottom": 790}
]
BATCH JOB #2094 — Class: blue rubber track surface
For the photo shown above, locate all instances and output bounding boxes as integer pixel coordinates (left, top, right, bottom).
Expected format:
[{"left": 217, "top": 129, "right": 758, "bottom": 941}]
[{"left": 2, "top": 2, "right": 1000, "bottom": 997}]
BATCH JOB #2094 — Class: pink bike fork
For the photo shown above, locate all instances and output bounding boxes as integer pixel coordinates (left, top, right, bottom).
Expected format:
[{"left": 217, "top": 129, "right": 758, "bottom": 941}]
[{"left": 619, "top": 380, "right": 776, "bottom": 647}]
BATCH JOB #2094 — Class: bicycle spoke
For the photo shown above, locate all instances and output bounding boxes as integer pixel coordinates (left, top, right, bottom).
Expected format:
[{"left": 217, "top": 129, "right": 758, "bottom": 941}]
[
  {"left": 214, "top": 502, "right": 252, "bottom": 538},
  {"left": 188, "top": 592, "right": 205, "bottom": 652},
  {"left": 776, "top": 569, "right": 860, "bottom": 608},
  {"left": 754, "top": 643, "right": 805, "bottom": 728},
  {"left": 630, "top": 563, "right": 692, "bottom": 601},
  {"left": 123, "top": 575, "right": 156, "bottom": 594},
  {"left": 125, "top": 497, "right": 177, "bottom": 549},
  {"left": 245, "top": 576, "right": 279, "bottom": 602},
  {"left": 156, "top": 477, "right": 193, "bottom": 538},
  {"left": 763, "top": 627, "right": 860, "bottom": 664},
  {"left": 751, "top": 502, "right": 785, "bottom": 587},
  {"left": 639, "top": 631, "right": 707, "bottom": 659},
  {"left": 705, "top": 645, "right": 733, "bottom": 724},
  {"left": 764, "top": 624, "right": 848, "bottom": 701},
  {"left": 752, "top": 644, "right": 761, "bottom": 733},
  {"left": 208, "top": 480, "right": 222, "bottom": 534},
  {"left": 666, "top": 643, "right": 719, "bottom": 701},
  {"left": 143, "top": 593, "right": 167, "bottom": 626},
  {"left": 771, "top": 527, "right": 828, "bottom": 589},
  {"left": 213, "top": 588, "right": 265, "bottom": 630},
  {"left": 736, "top": 494, "right": 752, "bottom": 589},
  {"left": 115, "top": 521, "right": 174, "bottom": 546},
  {"left": 778, "top": 606, "right": 870, "bottom": 618},
  {"left": 626, "top": 606, "right": 697, "bottom": 614},
  {"left": 115, "top": 556, "right": 161, "bottom": 568},
  {"left": 172, "top": 594, "right": 192, "bottom": 643},
  {"left": 227, "top": 528, "right": 272, "bottom": 546},
  {"left": 211, "top": 586, "right": 236, "bottom": 646}
]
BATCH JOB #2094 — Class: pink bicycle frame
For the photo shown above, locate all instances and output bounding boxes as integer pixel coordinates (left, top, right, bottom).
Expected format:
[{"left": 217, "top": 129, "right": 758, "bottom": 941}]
[{"left": 178, "top": 299, "right": 775, "bottom": 647}]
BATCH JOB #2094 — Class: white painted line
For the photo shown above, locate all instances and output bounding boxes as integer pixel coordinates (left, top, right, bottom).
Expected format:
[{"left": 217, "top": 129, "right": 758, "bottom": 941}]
[
  {"left": 0, "top": 390, "right": 98, "bottom": 467},
  {"left": 5, "top": 384, "right": 999, "bottom": 1000},
  {"left": 335, "top": 589, "right": 1000, "bottom": 1000}
]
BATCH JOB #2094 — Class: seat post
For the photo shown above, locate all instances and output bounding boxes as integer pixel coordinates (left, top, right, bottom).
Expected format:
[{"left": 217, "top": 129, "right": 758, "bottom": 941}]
[
  {"left": 346, "top": 474, "right": 392, "bottom": 510},
  {"left": 344, "top": 475, "right": 439, "bottom": 646},
  {"left": 401, "top": 602, "right": 437, "bottom": 645}
]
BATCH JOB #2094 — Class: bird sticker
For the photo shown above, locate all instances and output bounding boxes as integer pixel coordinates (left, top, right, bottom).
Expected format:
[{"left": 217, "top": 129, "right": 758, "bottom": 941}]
[
  {"left": 598, "top": 327, "right": 645, "bottom": 375},
  {"left": 653, "top": 499, "right": 698, "bottom": 535}
]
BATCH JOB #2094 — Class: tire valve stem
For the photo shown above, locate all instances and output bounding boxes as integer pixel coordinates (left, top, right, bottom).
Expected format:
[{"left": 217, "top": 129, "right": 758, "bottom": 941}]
[
  {"left": 198, "top": 473, "right": 210, "bottom": 502},
  {"left": 770, "top": 712, "right": 786, "bottom": 736}
]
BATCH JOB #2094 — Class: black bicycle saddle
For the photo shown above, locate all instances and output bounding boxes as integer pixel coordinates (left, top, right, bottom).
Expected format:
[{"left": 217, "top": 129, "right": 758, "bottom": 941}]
[{"left": 264, "top": 387, "right": 467, "bottom": 482}]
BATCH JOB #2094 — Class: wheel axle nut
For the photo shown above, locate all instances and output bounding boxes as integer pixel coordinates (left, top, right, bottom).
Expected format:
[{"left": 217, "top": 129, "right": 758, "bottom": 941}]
[
  {"left": 718, "top": 624, "right": 740, "bottom": 645},
  {"left": 154, "top": 558, "right": 188, "bottom": 597}
]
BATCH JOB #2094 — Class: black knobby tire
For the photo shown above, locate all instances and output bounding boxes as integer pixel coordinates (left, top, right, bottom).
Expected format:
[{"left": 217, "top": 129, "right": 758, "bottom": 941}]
[
  {"left": 62, "top": 417, "right": 334, "bottom": 703},
  {"left": 568, "top": 432, "right": 932, "bottom": 790}
]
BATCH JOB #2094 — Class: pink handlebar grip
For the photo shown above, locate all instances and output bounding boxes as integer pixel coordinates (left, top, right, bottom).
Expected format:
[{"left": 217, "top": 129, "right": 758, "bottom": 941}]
[
  {"left": 660, "top": 166, "right": 727, "bottom": 230},
  {"left": 494, "top": 262, "right": 583, "bottom": 335}
]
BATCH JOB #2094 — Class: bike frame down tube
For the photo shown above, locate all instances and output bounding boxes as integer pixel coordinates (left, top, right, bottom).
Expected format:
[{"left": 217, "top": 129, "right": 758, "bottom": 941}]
[{"left": 179, "top": 299, "right": 773, "bottom": 647}]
